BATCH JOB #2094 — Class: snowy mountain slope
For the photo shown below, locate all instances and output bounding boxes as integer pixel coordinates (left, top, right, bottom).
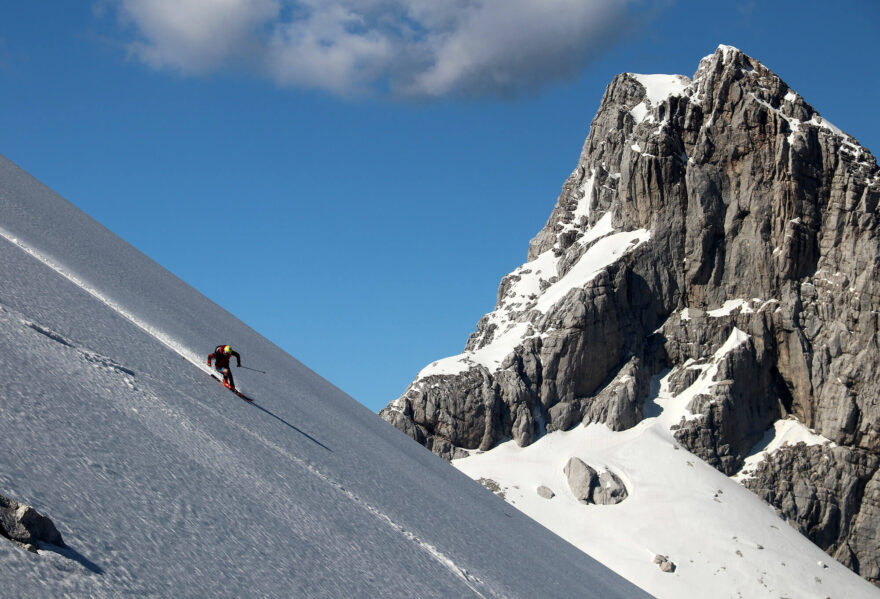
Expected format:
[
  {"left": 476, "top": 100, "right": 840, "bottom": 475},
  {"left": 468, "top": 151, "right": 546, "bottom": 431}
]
[{"left": 0, "top": 154, "right": 650, "bottom": 598}]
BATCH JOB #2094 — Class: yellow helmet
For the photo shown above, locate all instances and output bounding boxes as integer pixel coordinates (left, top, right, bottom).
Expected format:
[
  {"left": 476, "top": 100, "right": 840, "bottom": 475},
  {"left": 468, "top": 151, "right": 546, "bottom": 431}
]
[{"left": 223, "top": 345, "right": 232, "bottom": 355}]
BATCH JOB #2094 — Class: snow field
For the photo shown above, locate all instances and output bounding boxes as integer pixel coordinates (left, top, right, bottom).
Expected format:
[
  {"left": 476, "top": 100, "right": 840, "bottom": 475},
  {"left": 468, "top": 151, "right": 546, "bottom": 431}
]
[{"left": 0, "top": 223, "right": 209, "bottom": 374}]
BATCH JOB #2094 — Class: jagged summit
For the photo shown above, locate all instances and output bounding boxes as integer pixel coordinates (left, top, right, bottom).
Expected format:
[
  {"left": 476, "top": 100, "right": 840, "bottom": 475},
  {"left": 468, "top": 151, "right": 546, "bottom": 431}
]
[
  {"left": 696, "top": 43, "right": 754, "bottom": 73},
  {"left": 382, "top": 46, "right": 880, "bottom": 596}
]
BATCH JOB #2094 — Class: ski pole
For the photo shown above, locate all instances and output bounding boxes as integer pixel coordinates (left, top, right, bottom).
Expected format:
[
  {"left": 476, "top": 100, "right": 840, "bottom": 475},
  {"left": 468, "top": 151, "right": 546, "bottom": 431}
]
[{"left": 240, "top": 365, "right": 266, "bottom": 374}]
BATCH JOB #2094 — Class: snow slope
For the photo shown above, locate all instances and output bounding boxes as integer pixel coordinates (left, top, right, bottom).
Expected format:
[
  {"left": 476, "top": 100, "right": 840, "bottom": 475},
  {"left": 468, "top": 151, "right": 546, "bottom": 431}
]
[
  {"left": 454, "top": 328, "right": 880, "bottom": 599},
  {"left": 0, "top": 154, "right": 649, "bottom": 598}
]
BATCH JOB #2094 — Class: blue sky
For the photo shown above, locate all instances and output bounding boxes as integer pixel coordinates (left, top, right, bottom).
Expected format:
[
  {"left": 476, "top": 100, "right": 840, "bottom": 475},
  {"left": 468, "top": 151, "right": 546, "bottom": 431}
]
[{"left": 1, "top": 1, "right": 877, "bottom": 412}]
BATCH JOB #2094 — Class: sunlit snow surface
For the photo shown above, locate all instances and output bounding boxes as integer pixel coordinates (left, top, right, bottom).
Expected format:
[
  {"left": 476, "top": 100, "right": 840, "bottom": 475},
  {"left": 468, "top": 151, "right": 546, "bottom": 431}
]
[
  {"left": 454, "top": 329, "right": 879, "bottom": 599},
  {"left": 0, "top": 155, "right": 649, "bottom": 598}
]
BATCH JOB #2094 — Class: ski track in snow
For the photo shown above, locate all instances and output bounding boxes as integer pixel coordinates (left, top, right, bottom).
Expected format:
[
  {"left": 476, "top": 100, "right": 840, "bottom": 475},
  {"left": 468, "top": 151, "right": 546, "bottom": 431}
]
[
  {"left": 0, "top": 225, "right": 208, "bottom": 374},
  {"left": 0, "top": 225, "right": 494, "bottom": 599}
]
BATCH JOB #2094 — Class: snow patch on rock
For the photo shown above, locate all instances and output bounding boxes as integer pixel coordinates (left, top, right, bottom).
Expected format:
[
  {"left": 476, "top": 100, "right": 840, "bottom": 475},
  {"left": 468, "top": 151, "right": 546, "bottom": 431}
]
[
  {"left": 417, "top": 218, "right": 648, "bottom": 380},
  {"left": 733, "top": 418, "right": 836, "bottom": 482},
  {"left": 627, "top": 74, "right": 690, "bottom": 125}
]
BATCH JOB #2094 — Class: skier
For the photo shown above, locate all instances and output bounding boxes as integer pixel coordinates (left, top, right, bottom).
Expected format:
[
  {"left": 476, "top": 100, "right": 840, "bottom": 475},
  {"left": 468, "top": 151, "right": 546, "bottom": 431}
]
[{"left": 208, "top": 344, "right": 242, "bottom": 391}]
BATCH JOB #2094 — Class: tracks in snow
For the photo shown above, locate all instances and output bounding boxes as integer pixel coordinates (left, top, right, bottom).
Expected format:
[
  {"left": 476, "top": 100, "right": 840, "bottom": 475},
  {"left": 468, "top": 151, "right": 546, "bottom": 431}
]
[{"left": 0, "top": 225, "right": 209, "bottom": 374}]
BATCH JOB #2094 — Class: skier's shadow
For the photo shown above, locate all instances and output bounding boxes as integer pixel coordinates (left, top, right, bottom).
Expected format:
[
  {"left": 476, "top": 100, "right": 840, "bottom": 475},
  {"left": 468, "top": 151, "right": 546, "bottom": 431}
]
[{"left": 248, "top": 401, "right": 332, "bottom": 452}]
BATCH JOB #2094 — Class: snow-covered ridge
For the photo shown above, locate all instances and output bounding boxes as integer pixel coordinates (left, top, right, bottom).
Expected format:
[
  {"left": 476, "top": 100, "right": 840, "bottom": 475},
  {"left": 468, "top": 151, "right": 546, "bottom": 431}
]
[
  {"left": 626, "top": 44, "right": 861, "bottom": 151},
  {"left": 701, "top": 45, "right": 860, "bottom": 145},
  {"left": 417, "top": 217, "right": 650, "bottom": 379},
  {"left": 630, "top": 73, "right": 691, "bottom": 106},
  {"left": 748, "top": 91, "right": 848, "bottom": 145}
]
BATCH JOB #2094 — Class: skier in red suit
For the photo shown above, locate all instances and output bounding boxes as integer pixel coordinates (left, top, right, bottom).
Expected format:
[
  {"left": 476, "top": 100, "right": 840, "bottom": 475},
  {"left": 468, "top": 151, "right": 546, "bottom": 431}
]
[{"left": 208, "top": 344, "right": 242, "bottom": 390}]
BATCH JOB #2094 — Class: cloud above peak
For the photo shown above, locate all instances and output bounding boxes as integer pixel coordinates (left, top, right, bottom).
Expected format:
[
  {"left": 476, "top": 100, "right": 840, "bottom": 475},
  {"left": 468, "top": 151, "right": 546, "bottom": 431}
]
[
  {"left": 109, "top": 0, "right": 644, "bottom": 99},
  {"left": 116, "top": 0, "right": 281, "bottom": 72}
]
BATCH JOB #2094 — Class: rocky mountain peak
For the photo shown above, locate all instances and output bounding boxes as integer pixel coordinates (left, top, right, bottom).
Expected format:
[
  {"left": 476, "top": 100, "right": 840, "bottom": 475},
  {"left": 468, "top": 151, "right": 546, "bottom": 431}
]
[{"left": 381, "top": 46, "right": 880, "bottom": 585}]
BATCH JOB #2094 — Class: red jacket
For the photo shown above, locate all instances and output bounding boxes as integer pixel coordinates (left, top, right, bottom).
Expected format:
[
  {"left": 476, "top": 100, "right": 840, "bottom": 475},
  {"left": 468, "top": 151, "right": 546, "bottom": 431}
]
[{"left": 208, "top": 345, "right": 241, "bottom": 369}]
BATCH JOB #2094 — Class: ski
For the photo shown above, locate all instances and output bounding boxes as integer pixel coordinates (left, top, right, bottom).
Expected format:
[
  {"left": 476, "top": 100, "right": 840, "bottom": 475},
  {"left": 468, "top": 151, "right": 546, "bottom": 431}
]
[
  {"left": 232, "top": 389, "right": 254, "bottom": 403},
  {"left": 210, "top": 373, "right": 254, "bottom": 402}
]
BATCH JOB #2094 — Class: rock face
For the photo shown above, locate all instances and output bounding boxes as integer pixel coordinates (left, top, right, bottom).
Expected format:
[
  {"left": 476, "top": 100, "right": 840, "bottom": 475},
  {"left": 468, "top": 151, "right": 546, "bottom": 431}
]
[
  {"left": 380, "top": 45, "right": 880, "bottom": 583},
  {"left": 744, "top": 444, "right": 880, "bottom": 585},
  {"left": 0, "top": 493, "right": 65, "bottom": 552}
]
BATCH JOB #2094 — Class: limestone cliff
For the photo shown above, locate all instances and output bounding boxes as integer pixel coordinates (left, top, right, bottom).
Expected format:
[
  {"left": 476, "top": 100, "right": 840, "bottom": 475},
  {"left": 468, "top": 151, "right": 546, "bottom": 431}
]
[{"left": 381, "top": 45, "right": 880, "bottom": 584}]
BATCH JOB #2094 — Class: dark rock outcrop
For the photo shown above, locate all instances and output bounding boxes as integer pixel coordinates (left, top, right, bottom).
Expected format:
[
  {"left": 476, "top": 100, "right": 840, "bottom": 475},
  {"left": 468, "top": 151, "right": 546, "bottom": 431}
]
[
  {"left": 380, "top": 45, "right": 880, "bottom": 584},
  {"left": 744, "top": 444, "right": 880, "bottom": 584},
  {"left": 0, "top": 492, "right": 65, "bottom": 552},
  {"left": 664, "top": 310, "right": 788, "bottom": 475}
]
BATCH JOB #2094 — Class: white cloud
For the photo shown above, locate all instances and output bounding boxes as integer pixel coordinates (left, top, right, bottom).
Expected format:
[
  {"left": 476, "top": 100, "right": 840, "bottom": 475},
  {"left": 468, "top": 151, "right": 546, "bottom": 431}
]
[
  {"left": 116, "top": 0, "right": 280, "bottom": 71},
  {"left": 109, "top": 0, "right": 644, "bottom": 98},
  {"left": 402, "top": 0, "right": 634, "bottom": 97},
  {"left": 265, "top": 4, "right": 395, "bottom": 95}
]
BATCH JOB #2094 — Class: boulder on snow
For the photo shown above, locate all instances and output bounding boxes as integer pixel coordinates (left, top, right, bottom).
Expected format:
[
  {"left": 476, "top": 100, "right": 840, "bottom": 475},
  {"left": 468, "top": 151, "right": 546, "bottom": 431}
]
[
  {"left": 563, "top": 457, "right": 628, "bottom": 505},
  {"left": 595, "top": 470, "right": 628, "bottom": 505},
  {"left": 477, "top": 478, "right": 506, "bottom": 500},
  {"left": 537, "top": 485, "right": 555, "bottom": 499},
  {"left": 0, "top": 492, "right": 65, "bottom": 552},
  {"left": 564, "top": 457, "right": 598, "bottom": 503},
  {"left": 654, "top": 555, "right": 676, "bottom": 573}
]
